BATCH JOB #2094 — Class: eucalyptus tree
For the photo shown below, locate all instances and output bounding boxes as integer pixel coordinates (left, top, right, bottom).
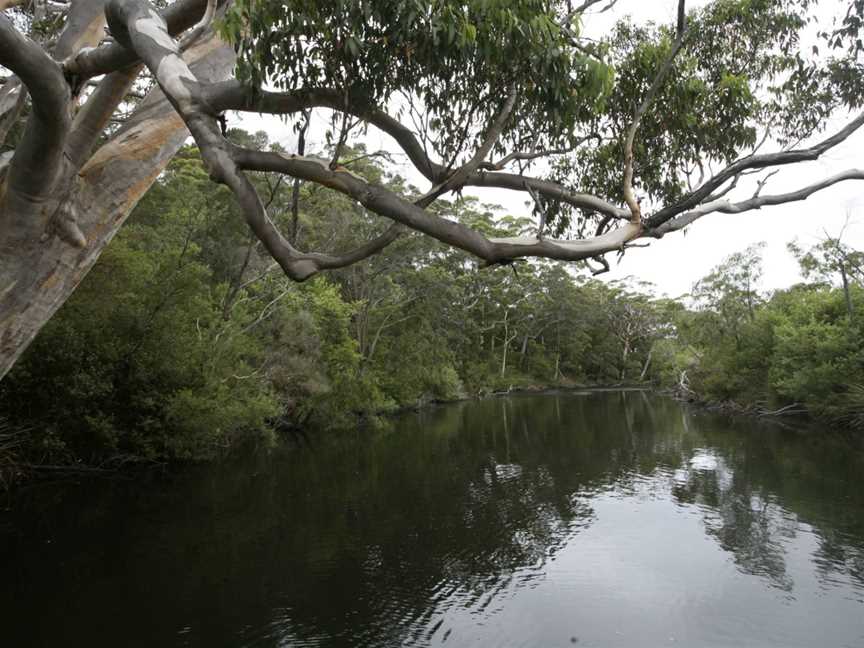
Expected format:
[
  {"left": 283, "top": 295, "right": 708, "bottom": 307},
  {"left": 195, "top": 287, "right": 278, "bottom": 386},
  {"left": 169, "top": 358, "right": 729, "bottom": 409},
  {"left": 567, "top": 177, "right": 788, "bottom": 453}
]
[
  {"left": 788, "top": 224, "right": 864, "bottom": 316},
  {"left": 2, "top": 0, "right": 864, "bottom": 379},
  {"left": 691, "top": 242, "right": 766, "bottom": 349}
]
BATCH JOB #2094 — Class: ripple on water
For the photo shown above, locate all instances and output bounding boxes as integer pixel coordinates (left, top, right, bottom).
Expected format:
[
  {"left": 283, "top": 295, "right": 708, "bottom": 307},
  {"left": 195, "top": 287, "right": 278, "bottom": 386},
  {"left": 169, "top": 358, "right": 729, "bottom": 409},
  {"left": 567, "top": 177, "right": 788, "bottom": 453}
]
[{"left": 4, "top": 392, "right": 864, "bottom": 648}]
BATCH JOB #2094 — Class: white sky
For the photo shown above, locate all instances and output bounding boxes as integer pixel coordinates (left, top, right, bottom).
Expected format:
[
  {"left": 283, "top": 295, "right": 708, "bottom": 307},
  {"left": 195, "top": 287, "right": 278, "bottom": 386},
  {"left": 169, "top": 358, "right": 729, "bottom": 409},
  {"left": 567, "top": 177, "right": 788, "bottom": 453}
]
[{"left": 232, "top": 0, "right": 864, "bottom": 298}]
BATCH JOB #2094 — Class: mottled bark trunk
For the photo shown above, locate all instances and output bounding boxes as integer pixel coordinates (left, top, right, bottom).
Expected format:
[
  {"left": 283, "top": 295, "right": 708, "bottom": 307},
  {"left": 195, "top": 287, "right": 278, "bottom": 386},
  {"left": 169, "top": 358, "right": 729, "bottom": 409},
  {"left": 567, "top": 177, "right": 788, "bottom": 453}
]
[
  {"left": 620, "top": 340, "right": 630, "bottom": 382},
  {"left": 639, "top": 346, "right": 653, "bottom": 382},
  {"left": 0, "top": 36, "right": 233, "bottom": 380},
  {"left": 841, "top": 263, "right": 853, "bottom": 318}
]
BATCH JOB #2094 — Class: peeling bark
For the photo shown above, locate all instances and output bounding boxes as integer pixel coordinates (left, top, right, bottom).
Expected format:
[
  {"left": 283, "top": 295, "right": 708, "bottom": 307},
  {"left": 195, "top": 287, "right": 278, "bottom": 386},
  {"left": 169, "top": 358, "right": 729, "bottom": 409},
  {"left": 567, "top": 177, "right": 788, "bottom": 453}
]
[{"left": 0, "top": 32, "right": 234, "bottom": 379}]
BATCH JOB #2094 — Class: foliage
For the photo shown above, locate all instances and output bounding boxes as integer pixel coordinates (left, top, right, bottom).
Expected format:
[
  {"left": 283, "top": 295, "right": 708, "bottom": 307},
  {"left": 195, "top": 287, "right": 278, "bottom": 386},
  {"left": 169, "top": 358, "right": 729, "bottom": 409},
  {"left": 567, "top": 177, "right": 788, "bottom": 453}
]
[
  {"left": 5, "top": 127, "right": 864, "bottom": 468},
  {"left": 0, "top": 133, "right": 675, "bottom": 464},
  {"left": 0, "top": 179, "right": 281, "bottom": 462},
  {"left": 659, "top": 242, "right": 864, "bottom": 431},
  {"left": 221, "top": 0, "right": 613, "bottom": 163}
]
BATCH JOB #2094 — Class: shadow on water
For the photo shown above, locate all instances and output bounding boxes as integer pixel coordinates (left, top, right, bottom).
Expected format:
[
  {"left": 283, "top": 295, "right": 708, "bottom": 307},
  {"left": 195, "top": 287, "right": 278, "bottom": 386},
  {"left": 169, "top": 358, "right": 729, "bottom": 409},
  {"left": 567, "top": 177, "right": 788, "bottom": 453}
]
[{"left": 1, "top": 392, "right": 864, "bottom": 647}]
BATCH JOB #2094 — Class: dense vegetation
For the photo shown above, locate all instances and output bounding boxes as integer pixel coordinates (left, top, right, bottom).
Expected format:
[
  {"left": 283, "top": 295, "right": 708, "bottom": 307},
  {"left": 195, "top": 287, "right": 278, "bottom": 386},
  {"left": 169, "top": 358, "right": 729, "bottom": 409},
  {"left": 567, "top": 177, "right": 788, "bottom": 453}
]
[
  {"left": 669, "top": 239, "right": 864, "bottom": 425},
  {"left": 0, "top": 136, "right": 668, "bottom": 465},
  {"left": 1, "top": 132, "right": 862, "bottom": 471}
]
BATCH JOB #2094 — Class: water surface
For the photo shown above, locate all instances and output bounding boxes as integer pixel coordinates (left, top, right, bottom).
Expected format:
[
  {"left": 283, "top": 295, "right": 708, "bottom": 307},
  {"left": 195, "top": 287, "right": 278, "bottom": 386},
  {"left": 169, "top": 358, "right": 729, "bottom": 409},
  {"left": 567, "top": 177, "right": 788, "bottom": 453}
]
[{"left": 2, "top": 392, "right": 864, "bottom": 647}]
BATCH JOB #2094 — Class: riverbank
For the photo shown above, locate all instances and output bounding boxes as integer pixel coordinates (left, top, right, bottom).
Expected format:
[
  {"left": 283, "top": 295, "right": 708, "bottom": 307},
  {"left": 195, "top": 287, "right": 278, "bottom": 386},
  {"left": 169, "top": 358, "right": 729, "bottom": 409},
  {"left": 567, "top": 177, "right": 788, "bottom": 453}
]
[
  {"left": 385, "top": 381, "right": 654, "bottom": 415},
  {"left": 17, "top": 379, "right": 842, "bottom": 491},
  {"left": 1, "top": 383, "right": 656, "bottom": 490},
  {"left": 662, "top": 383, "right": 864, "bottom": 443}
]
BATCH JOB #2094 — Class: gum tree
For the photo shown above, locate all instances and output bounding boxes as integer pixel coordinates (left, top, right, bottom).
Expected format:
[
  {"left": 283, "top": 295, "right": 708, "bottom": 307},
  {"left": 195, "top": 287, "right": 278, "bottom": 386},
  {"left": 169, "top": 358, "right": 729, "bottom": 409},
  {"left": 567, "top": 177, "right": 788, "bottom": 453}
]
[{"left": 2, "top": 0, "right": 864, "bottom": 379}]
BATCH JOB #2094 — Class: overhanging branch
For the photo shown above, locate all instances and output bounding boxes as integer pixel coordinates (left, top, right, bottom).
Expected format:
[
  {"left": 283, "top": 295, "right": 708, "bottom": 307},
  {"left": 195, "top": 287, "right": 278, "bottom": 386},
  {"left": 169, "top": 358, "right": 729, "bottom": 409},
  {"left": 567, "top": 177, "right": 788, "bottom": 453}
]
[
  {"left": 67, "top": 0, "right": 864, "bottom": 285},
  {"left": 233, "top": 148, "right": 642, "bottom": 265},
  {"left": 649, "top": 169, "right": 864, "bottom": 236},
  {"left": 104, "top": 0, "right": 404, "bottom": 281},
  {"left": 419, "top": 89, "right": 518, "bottom": 205},
  {"left": 622, "top": 0, "right": 687, "bottom": 224},
  {"left": 647, "top": 109, "right": 864, "bottom": 228},
  {"left": 204, "top": 83, "right": 630, "bottom": 220},
  {"left": 0, "top": 13, "right": 70, "bottom": 203}
]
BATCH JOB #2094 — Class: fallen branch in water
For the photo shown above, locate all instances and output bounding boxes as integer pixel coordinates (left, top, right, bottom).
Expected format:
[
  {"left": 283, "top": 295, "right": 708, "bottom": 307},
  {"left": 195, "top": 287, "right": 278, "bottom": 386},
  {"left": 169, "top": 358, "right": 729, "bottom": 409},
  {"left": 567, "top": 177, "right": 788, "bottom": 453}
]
[
  {"left": 756, "top": 403, "right": 806, "bottom": 417},
  {"left": 16, "top": 463, "right": 118, "bottom": 474}
]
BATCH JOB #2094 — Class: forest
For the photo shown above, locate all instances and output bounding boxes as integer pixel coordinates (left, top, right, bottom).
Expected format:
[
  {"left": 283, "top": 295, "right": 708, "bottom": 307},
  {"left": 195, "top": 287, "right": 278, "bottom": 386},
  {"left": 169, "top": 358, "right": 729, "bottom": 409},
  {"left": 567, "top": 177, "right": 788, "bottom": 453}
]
[
  {"left": 1, "top": 133, "right": 862, "bottom": 472},
  {"left": 3, "top": 0, "right": 864, "bottom": 473}
]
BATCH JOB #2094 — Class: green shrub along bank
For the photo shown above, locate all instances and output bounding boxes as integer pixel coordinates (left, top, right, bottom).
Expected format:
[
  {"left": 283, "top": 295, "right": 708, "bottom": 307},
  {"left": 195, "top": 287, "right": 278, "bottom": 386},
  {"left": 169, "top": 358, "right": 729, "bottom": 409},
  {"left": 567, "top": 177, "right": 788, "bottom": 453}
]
[
  {"left": 1, "top": 135, "right": 862, "bottom": 467},
  {"left": 661, "top": 242, "right": 864, "bottom": 426}
]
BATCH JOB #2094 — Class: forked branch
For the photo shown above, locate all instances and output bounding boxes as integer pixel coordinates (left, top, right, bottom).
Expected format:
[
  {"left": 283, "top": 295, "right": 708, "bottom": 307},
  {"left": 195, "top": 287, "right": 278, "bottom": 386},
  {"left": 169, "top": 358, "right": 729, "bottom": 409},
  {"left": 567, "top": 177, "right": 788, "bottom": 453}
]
[
  {"left": 622, "top": 0, "right": 687, "bottom": 224},
  {"left": 0, "top": 13, "right": 70, "bottom": 203},
  {"left": 650, "top": 169, "right": 864, "bottom": 236}
]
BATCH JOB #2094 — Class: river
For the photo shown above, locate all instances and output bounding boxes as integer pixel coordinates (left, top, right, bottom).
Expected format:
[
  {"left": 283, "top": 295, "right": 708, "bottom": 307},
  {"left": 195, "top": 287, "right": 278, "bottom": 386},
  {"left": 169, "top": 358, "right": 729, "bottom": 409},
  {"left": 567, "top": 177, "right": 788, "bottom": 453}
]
[{"left": 2, "top": 391, "right": 864, "bottom": 647}]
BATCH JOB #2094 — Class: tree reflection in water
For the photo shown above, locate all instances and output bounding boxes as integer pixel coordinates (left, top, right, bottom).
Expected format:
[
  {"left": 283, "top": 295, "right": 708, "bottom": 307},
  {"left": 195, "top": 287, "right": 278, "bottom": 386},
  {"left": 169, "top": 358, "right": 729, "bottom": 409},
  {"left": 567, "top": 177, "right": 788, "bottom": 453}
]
[{"left": 1, "top": 392, "right": 863, "bottom": 647}]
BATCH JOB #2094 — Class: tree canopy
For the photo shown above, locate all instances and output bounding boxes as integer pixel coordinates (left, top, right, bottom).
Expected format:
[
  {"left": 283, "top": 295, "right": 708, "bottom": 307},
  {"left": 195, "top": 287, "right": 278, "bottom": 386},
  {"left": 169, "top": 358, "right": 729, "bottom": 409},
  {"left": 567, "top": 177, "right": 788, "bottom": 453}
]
[{"left": 1, "top": 0, "right": 864, "bottom": 379}]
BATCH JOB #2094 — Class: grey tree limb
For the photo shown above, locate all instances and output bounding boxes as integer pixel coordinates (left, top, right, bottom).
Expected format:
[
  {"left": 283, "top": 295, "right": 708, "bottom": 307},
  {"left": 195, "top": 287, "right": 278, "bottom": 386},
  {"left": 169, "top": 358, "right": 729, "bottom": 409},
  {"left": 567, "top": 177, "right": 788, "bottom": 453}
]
[
  {"left": 61, "top": 0, "right": 207, "bottom": 79},
  {"left": 106, "top": 0, "right": 406, "bottom": 281},
  {"left": 0, "top": 13, "right": 71, "bottom": 204},
  {"left": 622, "top": 0, "right": 687, "bottom": 223},
  {"left": 203, "top": 83, "right": 631, "bottom": 220},
  {"left": 646, "top": 110, "right": 864, "bottom": 228},
  {"left": 649, "top": 169, "right": 864, "bottom": 236}
]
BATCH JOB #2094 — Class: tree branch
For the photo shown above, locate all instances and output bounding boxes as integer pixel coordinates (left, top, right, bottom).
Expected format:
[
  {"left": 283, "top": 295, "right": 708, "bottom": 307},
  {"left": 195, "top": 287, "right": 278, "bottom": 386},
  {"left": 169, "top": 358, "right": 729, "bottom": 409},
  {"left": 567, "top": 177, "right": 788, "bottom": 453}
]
[
  {"left": 128, "top": 26, "right": 641, "bottom": 274},
  {"left": 479, "top": 142, "right": 585, "bottom": 171},
  {"left": 65, "top": 66, "right": 143, "bottom": 169},
  {"left": 53, "top": 0, "right": 111, "bottom": 61},
  {"left": 419, "top": 89, "right": 517, "bottom": 205},
  {"left": 104, "top": 0, "right": 403, "bottom": 281},
  {"left": 572, "top": 0, "right": 621, "bottom": 15},
  {"left": 95, "top": 0, "right": 864, "bottom": 284},
  {"left": 233, "top": 148, "right": 642, "bottom": 266},
  {"left": 203, "top": 83, "right": 630, "bottom": 220},
  {"left": 466, "top": 170, "right": 630, "bottom": 220},
  {"left": 61, "top": 0, "right": 207, "bottom": 80},
  {"left": 622, "top": 0, "right": 687, "bottom": 224},
  {"left": 649, "top": 169, "right": 864, "bottom": 236},
  {"left": 177, "top": 0, "right": 215, "bottom": 51},
  {"left": 646, "top": 108, "right": 864, "bottom": 228},
  {"left": 203, "top": 82, "right": 450, "bottom": 183},
  {"left": 0, "top": 13, "right": 70, "bottom": 204}
]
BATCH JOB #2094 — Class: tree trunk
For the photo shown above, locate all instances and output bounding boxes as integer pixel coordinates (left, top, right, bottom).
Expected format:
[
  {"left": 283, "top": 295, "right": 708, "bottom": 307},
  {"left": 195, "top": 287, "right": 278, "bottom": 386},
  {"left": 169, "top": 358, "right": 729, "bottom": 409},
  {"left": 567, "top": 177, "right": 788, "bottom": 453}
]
[
  {"left": 620, "top": 340, "right": 630, "bottom": 382},
  {"left": 841, "top": 262, "right": 853, "bottom": 318},
  {"left": 0, "top": 37, "right": 234, "bottom": 380},
  {"left": 639, "top": 346, "right": 653, "bottom": 382},
  {"left": 290, "top": 110, "right": 310, "bottom": 245}
]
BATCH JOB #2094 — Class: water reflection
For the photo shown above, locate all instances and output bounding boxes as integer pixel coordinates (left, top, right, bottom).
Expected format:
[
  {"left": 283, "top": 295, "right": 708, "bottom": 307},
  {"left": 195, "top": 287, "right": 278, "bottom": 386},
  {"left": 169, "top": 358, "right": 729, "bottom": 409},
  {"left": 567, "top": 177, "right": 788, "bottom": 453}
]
[{"left": 1, "top": 392, "right": 864, "bottom": 647}]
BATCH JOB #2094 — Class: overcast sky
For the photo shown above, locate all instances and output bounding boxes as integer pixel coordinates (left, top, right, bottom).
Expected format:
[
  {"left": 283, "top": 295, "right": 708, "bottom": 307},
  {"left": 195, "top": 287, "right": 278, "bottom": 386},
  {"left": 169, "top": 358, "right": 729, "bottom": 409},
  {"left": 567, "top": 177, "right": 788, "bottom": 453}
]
[{"left": 233, "top": 0, "right": 864, "bottom": 297}]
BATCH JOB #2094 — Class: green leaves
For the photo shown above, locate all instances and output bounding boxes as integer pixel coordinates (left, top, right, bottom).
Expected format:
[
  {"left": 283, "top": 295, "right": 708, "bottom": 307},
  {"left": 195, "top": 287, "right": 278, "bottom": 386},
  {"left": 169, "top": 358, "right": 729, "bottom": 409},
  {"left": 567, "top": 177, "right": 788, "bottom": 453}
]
[
  {"left": 221, "top": 0, "right": 612, "bottom": 165},
  {"left": 663, "top": 239, "right": 864, "bottom": 426}
]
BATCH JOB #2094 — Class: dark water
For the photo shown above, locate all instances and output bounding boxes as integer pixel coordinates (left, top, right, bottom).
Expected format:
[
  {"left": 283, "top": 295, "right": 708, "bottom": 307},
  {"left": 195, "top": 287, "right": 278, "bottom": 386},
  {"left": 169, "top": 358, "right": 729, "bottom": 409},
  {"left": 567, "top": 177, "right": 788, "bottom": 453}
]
[{"left": 2, "top": 392, "right": 864, "bottom": 647}]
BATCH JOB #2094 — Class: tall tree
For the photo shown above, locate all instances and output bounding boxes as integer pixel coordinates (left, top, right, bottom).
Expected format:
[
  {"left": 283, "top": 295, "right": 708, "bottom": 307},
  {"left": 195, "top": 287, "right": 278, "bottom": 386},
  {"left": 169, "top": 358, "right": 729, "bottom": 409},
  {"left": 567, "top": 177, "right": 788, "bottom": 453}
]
[{"left": 788, "top": 220, "right": 864, "bottom": 317}]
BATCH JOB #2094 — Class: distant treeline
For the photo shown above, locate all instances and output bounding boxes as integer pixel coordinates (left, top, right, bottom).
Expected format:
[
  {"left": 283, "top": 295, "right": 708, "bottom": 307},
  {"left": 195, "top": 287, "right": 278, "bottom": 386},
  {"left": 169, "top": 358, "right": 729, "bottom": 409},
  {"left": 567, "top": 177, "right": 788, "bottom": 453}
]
[{"left": 1, "top": 133, "right": 862, "bottom": 467}]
